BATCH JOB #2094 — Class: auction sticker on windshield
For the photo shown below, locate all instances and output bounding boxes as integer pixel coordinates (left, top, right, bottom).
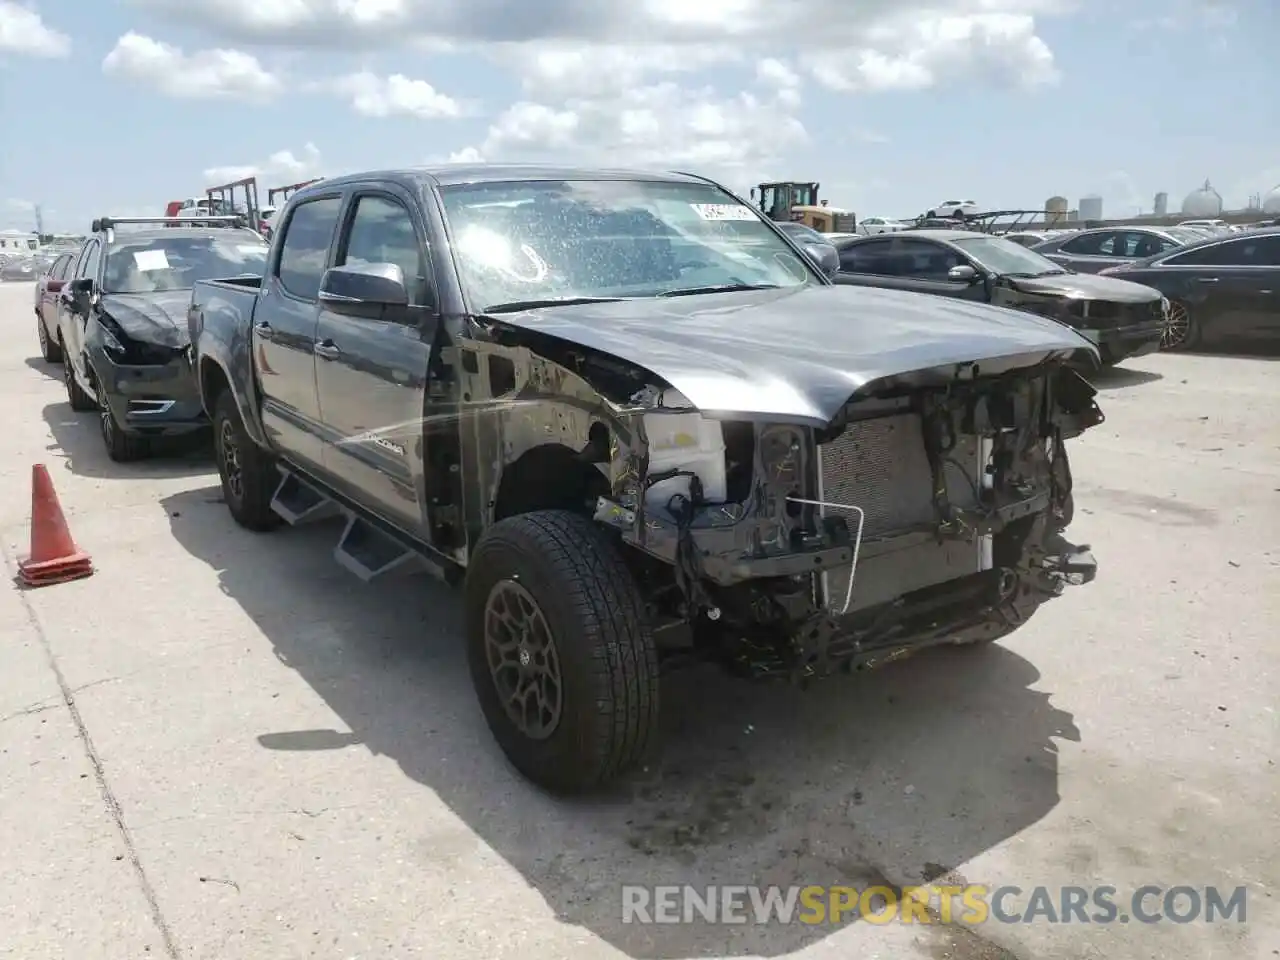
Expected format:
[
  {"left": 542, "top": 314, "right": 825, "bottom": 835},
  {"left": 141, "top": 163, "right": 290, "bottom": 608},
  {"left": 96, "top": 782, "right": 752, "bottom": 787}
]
[
  {"left": 690, "top": 203, "right": 758, "bottom": 221},
  {"left": 133, "top": 249, "right": 170, "bottom": 271}
]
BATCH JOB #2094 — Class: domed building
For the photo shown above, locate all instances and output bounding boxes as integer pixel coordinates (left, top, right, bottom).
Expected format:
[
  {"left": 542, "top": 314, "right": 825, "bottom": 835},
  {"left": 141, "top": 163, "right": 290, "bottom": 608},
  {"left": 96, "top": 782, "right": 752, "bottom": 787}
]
[
  {"left": 1181, "top": 179, "right": 1223, "bottom": 217},
  {"left": 1262, "top": 185, "right": 1280, "bottom": 215}
]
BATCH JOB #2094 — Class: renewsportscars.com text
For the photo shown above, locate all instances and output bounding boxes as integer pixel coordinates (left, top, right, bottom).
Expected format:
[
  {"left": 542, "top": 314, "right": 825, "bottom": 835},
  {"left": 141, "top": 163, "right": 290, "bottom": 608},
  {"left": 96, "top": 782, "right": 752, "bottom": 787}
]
[{"left": 621, "top": 884, "right": 1248, "bottom": 926}]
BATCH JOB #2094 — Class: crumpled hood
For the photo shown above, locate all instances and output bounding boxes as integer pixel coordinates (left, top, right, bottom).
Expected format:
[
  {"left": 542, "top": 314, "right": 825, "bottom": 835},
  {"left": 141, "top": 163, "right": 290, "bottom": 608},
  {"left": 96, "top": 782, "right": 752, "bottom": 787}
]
[
  {"left": 493, "top": 284, "right": 1097, "bottom": 427},
  {"left": 99, "top": 290, "right": 193, "bottom": 348},
  {"left": 1007, "top": 271, "right": 1162, "bottom": 303}
]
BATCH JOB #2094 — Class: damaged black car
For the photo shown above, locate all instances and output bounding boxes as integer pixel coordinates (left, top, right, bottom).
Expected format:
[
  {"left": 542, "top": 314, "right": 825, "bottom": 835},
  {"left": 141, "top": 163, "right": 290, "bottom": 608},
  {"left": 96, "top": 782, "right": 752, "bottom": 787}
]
[
  {"left": 831, "top": 230, "right": 1170, "bottom": 364},
  {"left": 190, "top": 166, "right": 1105, "bottom": 793},
  {"left": 57, "top": 217, "right": 268, "bottom": 461}
]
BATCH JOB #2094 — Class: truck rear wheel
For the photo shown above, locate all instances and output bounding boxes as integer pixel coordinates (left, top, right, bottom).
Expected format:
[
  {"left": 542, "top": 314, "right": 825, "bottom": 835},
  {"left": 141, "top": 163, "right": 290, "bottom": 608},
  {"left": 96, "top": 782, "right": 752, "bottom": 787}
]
[
  {"left": 463, "top": 510, "right": 659, "bottom": 793},
  {"left": 212, "top": 390, "right": 280, "bottom": 532}
]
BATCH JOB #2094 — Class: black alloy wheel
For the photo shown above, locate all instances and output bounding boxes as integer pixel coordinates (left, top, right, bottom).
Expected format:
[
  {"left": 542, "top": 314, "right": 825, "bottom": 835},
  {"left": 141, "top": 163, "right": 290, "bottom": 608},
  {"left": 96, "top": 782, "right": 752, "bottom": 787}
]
[
  {"left": 219, "top": 417, "right": 245, "bottom": 505},
  {"left": 97, "top": 376, "right": 148, "bottom": 461},
  {"left": 483, "top": 579, "right": 564, "bottom": 741}
]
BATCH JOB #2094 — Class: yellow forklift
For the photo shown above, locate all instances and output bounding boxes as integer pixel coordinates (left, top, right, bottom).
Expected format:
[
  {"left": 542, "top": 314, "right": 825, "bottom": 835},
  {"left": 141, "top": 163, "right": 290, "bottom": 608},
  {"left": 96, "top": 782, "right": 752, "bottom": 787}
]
[{"left": 752, "top": 181, "right": 856, "bottom": 233}]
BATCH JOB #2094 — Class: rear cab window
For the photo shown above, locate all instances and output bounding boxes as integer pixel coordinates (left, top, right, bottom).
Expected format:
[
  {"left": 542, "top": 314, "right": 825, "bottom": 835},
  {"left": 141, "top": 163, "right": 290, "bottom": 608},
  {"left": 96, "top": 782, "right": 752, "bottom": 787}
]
[{"left": 276, "top": 196, "right": 344, "bottom": 300}]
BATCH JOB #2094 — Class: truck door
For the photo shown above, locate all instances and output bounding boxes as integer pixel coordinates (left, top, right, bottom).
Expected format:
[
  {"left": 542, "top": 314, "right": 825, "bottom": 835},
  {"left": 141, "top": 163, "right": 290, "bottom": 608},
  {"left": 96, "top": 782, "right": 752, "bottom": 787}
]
[
  {"left": 255, "top": 193, "right": 344, "bottom": 470},
  {"left": 314, "top": 189, "right": 438, "bottom": 535}
]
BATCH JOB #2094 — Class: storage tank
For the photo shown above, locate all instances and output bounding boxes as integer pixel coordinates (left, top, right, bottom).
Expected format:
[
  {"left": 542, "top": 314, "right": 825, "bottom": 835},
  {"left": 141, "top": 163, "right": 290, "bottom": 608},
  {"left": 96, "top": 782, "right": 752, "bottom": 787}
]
[
  {"left": 1182, "top": 179, "right": 1223, "bottom": 217},
  {"left": 1078, "top": 195, "right": 1103, "bottom": 221},
  {"left": 1045, "top": 196, "right": 1068, "bottom": 216},
  {"left": 1154, "top": 192, "right": 1168, "bottom": 216},
  {"left": 1262, "top": 185, "right": 1280, "bottom": 215}
]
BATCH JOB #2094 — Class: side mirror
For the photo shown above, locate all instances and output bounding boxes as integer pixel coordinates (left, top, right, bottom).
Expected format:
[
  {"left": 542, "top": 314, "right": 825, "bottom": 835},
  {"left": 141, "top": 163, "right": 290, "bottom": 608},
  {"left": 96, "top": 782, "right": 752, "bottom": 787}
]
[
  {"left": 947, "top": 264, "right": 978, "bottom": 282},
  {"left": 319, "top": 262, "right": 409, "bottom": 311},
  {"left": 804, "top": 242, "right": 840, "bottom": 279},
  {"left": 70, "top": 276, "right": 95, "bottom": 294}
]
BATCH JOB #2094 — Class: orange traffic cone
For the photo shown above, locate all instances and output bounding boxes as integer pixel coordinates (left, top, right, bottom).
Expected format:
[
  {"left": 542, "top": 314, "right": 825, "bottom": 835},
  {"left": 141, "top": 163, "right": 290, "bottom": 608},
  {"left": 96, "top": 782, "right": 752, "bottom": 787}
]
[{"left": 17, "top": 464, "right": 93, "bottom": 587}]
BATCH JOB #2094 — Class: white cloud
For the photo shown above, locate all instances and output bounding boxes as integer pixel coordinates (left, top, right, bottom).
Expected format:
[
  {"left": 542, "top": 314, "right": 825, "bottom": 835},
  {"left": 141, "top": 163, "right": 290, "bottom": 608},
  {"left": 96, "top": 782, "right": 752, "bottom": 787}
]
[
  {"left": 102, "top": 32, "right": 281, "bottom": 100},
  {"left": 446, "top": 146, "right": 485, "bottom": 164},
  {"left": 807, "top": 13, "right": 1059, "bottom": 92},
  {"left": 755, "top": 57, "right": 801, "bottom": 109},
  {"left": 133, "top": 0, "right": 1066, "bottom": 186},
  {"left": 0, "top": 1, "right": 69, "bottom": 57},
  {"left": 329, "top": 71, "right": 463, "bottom": 119},
  {"left": 464, "top": 81, "right": 807, "bottom": 179},
  {"left": 204, "top": 143, "right": 323, "bottom": 184}
]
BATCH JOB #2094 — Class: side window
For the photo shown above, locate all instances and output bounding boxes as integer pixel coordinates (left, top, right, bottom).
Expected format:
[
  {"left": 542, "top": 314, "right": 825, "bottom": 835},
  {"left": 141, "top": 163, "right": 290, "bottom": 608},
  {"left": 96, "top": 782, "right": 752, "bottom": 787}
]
[
  {"left": 78, "top": 241, "right": 101, "bottom": 282},
  {"left": 837, "top": 240, "right": 889, "bottom": 273},
  {"left": 1165, "top": 240, "right": 1243, "bottom": 267},
  {"left": 891, "top": 238, "right": 962, "bottom": 280},
  {"left": 1060, "top": 232, "right": 1112, "bottom": 255},
  {"left": 1157, "top": 237, "right": 1180, "bottom": 253},
  {"left": 338, "top": 194, "right": 428, "bottom": 306},
  {"left": 1247, "top": 236, "right": 1280, "bottom": 266},
  {"left": 49, "top": 254, "right": 69, "bottom": 279},
  {"left": 1122, "top": 232, "right": 1165, "bottom": 258},
  {"left": 276, "top": 196, "right": 343, "bottom": 300}
]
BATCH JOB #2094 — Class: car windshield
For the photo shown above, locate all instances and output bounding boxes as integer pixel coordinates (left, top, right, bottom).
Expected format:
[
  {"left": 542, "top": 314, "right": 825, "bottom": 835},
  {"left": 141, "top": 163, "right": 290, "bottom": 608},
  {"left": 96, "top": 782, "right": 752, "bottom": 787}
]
[
  {"left": 437, "top": 179, "right": 817, "bottom": 310},
  {"left": 103, "top": 234, "right": 269, "bottom": 293},
  {"left": 950, "top": 235, "right": 1067, "bottom": 276}
]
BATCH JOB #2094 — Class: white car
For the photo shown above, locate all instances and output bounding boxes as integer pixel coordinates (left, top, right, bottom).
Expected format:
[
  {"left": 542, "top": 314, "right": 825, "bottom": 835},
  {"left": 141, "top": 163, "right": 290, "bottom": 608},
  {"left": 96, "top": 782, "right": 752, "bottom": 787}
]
[
  {"left": 932, "top": 200, "right": 979, "bottom": 218},
  {"left": 1176, "top": 219, "right": 1230, "bottom": 233},
  {"left": 857, "top": 217, "right": 906, "bottom": 236}
]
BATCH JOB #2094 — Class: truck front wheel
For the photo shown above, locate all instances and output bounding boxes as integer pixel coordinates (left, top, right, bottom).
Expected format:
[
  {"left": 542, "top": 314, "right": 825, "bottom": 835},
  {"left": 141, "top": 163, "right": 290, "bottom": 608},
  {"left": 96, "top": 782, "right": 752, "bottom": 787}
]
[
  {"left": 212, "top": 391, "right": 280, "bottom": 532},
  {"left": 464, "top": 510, "right": 660, "bottom": 794}
]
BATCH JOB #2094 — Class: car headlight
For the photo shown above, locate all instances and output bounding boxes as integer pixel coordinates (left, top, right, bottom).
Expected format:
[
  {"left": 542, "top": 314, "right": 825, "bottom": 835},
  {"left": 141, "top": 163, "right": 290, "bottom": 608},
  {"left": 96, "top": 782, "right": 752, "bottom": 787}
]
[{"left": 96, "top": 316, "right": 127, "bottom": 357}]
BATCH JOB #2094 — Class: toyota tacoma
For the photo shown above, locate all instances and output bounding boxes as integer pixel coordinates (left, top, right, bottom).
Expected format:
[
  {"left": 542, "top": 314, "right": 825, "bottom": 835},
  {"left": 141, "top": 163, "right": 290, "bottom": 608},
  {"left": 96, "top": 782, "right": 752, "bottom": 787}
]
[{"left": 189, "top": 165, "right": 1103, "bottom": 793}]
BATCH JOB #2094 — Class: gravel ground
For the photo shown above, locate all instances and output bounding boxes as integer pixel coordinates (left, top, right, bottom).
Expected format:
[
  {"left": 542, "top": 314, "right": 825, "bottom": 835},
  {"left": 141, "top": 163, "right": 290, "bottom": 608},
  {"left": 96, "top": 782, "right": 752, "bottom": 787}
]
[{"left": 1, "top": 280, "right": 1276, "bottom": 960}]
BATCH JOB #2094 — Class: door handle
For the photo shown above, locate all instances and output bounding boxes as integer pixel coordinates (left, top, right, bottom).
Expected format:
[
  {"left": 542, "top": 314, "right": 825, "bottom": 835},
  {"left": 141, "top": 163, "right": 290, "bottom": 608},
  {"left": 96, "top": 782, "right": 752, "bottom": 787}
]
[
  {"left": 1195, "top": 277, "right": 1219, "bottom": 283},
  {"left": 313, "top": 340, "right": 341, "bottom": 360},
  {"left": 254, "top": 321, "right": 275, "bottom": 340}
]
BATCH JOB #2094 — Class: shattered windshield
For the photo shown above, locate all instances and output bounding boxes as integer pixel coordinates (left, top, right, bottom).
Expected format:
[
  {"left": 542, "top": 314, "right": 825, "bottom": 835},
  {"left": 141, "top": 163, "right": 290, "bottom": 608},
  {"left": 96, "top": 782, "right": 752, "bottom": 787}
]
[
  {"left": 103, "top": 234, "right": 269, "bottom": 293},
  {"left": 951, "top": 235, "right": 1068, "bottom": 277},
  {"left": 437, "top": 179, "right": 817, "bottom": 311}
]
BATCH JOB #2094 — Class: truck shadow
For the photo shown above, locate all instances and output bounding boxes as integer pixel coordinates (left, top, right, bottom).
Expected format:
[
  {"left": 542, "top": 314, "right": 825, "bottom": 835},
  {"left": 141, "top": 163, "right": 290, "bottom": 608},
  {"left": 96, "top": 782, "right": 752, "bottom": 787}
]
[
  {"left": 161, "top": 485, "right": 1080, "bottom": 959},
  {"left": 24, "top": 357, "right": 61, "bottom": 381},
  {"left": 42, "top": 402, "right": 216, "bottom": 480},
  {"left": 1087, "top": 365, "right": 1162, "bottom": 389}
]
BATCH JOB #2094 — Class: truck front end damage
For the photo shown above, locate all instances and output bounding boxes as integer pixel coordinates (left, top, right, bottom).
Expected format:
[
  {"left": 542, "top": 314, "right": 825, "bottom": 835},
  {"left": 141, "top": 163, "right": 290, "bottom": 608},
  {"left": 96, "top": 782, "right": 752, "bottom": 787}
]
[{"left": 589, "top": 361, "right": 1103, "bottom": 681}]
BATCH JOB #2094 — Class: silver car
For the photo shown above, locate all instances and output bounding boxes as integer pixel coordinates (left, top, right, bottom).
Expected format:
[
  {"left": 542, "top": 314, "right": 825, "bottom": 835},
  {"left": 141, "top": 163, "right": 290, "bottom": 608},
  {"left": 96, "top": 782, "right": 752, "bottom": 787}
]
[{"left": 1033, "top": 225, "right": 1205, "bottom": 274}]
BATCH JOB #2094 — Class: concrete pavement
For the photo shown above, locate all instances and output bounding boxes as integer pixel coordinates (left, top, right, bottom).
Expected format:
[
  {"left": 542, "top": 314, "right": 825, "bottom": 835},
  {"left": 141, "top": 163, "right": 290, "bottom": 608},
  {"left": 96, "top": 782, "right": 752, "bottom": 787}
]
[{"left": 1, "top": 280, "right": 1276, "bottom": 959}]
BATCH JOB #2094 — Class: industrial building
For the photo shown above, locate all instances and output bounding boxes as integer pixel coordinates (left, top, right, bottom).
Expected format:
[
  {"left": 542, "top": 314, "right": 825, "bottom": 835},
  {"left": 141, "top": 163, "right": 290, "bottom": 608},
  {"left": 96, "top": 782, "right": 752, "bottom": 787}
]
[
  {"left": 1182, "top": 180, "right": 1223, "bottom": 217},
  {"left": 1078, "top": 195, "right": 1103, "bottom": 221}
]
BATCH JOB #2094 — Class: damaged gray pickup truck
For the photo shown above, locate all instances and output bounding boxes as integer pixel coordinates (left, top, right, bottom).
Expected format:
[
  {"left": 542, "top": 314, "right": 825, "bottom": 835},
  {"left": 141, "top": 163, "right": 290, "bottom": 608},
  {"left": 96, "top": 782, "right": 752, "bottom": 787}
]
[{"left": 188, "top": 165, "right": 1104, "bottom": 793}]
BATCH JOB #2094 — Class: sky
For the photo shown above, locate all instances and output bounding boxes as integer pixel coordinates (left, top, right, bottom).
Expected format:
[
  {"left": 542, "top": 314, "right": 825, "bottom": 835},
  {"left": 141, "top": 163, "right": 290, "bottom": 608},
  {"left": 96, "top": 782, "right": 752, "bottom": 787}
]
[{"left": 1, "top": 0, "right": 1277, "bottom": 234}]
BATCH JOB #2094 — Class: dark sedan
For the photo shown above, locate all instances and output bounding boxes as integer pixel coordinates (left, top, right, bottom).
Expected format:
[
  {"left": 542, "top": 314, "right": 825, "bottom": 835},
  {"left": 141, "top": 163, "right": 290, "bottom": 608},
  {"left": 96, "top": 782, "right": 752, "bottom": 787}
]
[
  {"left": 1033, "top": 225, "right": 1206, "bottom": 274},
  {"left": 1098, "top": 227, "right": 1280, "bottom": 352},
  {"left": 831, "top": 230, "right": 1169, "bottom": 364}
]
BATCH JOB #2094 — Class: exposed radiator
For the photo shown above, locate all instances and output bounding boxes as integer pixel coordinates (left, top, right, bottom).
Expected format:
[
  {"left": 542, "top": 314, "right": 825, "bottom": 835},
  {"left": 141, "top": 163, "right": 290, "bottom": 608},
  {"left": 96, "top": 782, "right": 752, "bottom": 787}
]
[{"left": 816, "top": 413, "right": 985, "bottom": 612}]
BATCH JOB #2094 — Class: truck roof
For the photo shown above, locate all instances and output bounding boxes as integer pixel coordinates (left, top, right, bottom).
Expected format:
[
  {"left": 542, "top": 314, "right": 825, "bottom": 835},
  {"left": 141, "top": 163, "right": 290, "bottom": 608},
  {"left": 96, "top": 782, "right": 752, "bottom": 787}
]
[{"left": 303, "top": 164, "right": 712, "bottom": 191}]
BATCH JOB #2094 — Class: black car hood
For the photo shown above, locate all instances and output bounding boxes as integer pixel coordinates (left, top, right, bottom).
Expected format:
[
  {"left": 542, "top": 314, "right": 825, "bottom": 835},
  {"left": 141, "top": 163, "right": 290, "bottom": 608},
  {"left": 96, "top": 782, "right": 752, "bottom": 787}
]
[
  {"left": 99, "top": 290, "right": 193, "bottom": 348},
  {"left": 1006, "top": 271, "right": 1161, "bottom": 303},
  {"left": 491, "top": 284, "right": 1097, "bottom": 427}
]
